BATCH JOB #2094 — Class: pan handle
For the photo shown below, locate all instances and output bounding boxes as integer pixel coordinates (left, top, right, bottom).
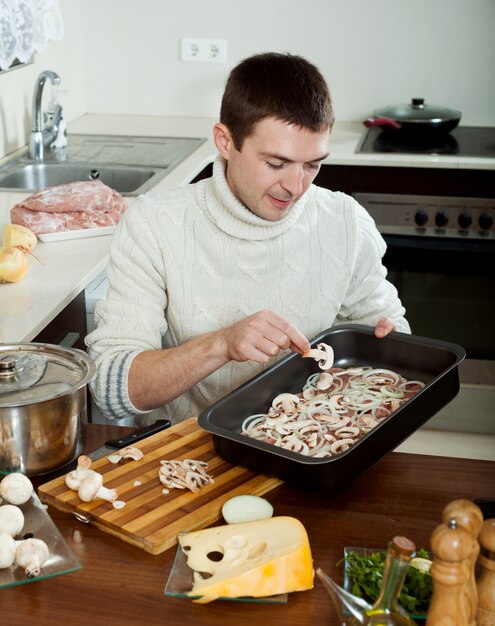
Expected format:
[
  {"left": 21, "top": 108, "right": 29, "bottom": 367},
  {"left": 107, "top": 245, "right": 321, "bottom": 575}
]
[{"left": 363, "top": 116, "right": 401, "bottom": 130}]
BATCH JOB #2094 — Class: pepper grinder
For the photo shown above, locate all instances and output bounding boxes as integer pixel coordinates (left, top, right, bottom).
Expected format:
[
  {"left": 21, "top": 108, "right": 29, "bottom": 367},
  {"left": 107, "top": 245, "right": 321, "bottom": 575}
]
[
  {"left": 477, "top": 518, "right": 495, "bottom": 626},
  {"left": 426, "top": 518, "right": 478, "bottom": 626},
  {"left": 442, "top": 499, "right": 484, "bottom": 626}
]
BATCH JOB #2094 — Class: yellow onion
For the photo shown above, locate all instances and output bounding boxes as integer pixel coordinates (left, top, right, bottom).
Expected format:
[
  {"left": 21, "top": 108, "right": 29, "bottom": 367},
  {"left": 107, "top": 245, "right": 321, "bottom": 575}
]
[
  {"left": 2, "top": 224, "right": 37, "bottom": 252},
  {"left": 0, "top": 246, "right": 29, "bottom": 283}
]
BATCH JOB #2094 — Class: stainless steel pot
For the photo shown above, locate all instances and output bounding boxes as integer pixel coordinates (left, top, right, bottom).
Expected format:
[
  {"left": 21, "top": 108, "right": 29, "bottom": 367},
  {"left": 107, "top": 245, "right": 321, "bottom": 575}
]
[
  {"left": 0, "top": 343, "right": 95, "bottom": 476},
  {"left": 364, "top": 98, "right": 462, "bottom": 134}
]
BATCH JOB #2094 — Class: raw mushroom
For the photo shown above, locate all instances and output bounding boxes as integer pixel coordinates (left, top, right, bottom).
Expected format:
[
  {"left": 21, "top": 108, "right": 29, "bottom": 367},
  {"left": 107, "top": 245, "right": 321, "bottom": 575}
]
[
  {"left": 316, "top": 371, "right": 334, "bottom": 390},
  {"left": 77, "top": 472, "right": 118, "bottom": 503},
  {"left": 271, "top": 393, "right": 302, "bottom": 413},
  {"left": 0, "top": 532, "right": 17, "bottom": 568},
  {"left": 15, "top": 538, "right": 49, "bottom": 577},
  {"left": 65, "top": 456, "right": 118, "bottom": 504},
  {"left": 0, "top": 472, "right": 33, "bottom": 505},
  {"left": 0, "top": 504, "right": 24, "bottom": 537},
  {"left": 65, "top": 455, "right": 93, "bottom": 491},
  {"left": 159, "top": 459, "right": 214, "bottom": 494},
  {"left": 107, "top": 446, "right": 144, "bottom": 464},
  {"left": 302, "top": 343, "right": 334, "bottom": 370}
]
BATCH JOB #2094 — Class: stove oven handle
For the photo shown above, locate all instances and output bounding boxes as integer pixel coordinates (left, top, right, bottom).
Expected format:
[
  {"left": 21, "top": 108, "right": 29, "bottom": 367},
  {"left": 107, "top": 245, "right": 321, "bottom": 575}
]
[{"left": 383, "top": 234, "right": 495, "bottom": 255}]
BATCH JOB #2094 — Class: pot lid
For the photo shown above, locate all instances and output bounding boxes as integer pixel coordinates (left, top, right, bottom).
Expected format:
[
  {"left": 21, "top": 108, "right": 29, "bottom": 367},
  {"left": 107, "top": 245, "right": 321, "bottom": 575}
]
[
  {"left": 374, "top": 98, "right": 462, "bottom": 123},
  {"left": 0, "top": 343, "right": 95, "bottom": 407}
]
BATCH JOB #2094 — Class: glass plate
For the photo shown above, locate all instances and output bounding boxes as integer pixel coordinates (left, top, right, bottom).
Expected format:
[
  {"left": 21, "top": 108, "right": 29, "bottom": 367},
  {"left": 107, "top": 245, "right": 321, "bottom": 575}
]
[
  {"left": 164, "top": 542, "right": 288, "bottom": 604},
  {"left": 0, "top": 491, "right": 81, "bottom": 589},
  {"left": 343, "top": 547, "right": 427, "bottom": 620}
]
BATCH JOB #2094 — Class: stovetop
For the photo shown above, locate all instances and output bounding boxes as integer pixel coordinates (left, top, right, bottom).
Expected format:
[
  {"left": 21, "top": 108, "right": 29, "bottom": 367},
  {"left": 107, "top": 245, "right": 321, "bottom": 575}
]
[{"left": 357, "top": 126, "right": 495, "bottom": 157}]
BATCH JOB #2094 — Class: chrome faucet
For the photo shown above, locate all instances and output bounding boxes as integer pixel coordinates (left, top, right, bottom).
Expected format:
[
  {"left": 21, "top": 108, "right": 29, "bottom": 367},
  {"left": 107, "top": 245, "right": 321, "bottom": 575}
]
[{"left": 28, "top": 70, "right": 63, "bottom": 161}]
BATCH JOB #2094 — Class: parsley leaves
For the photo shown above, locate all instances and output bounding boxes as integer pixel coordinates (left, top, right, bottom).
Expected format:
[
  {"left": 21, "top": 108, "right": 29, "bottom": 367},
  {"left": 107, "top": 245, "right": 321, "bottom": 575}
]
[{"left": 342, "top": 548, "right": 432, "bottom": 615}]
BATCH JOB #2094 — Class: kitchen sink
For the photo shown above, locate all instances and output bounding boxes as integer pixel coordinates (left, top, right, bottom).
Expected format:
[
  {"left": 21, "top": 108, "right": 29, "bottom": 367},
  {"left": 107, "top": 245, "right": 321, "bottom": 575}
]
[
  {"left": 0, "top": 134, "right": 206, "bottom": 196},
  {"left": 0, "top": 163, "right": 158, "bottom": 194}
]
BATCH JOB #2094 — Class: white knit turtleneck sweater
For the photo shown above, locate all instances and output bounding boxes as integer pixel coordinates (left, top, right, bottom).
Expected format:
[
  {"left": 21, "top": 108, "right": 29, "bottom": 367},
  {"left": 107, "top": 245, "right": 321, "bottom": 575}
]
[{"left": 86, "top": 157, "right": 409, "bottom": 426}]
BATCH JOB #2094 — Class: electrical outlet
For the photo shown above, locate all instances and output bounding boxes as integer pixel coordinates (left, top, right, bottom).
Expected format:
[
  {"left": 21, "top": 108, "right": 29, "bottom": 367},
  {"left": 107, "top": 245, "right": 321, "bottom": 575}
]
[{"left": 180, "top": 37, "right": 227, "bottom": 63}]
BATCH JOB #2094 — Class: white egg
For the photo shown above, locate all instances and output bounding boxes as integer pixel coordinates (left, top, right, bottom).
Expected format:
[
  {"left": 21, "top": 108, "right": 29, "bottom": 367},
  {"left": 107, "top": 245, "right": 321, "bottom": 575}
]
[{"left": 222, "top": 495, "right": 274, "bottom": 524}]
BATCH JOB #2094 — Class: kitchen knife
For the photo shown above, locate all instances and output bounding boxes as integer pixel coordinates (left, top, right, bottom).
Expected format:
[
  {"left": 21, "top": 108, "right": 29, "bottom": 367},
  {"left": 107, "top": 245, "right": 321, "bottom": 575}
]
[{"left": 88, "top": 419, "right": 172, "bottom": 461}]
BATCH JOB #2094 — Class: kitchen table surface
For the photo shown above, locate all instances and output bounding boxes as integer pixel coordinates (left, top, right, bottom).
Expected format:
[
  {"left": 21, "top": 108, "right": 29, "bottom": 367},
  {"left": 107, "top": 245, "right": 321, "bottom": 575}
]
[{"left": 4, "top": 423, "right": 494, "bottom": 626}]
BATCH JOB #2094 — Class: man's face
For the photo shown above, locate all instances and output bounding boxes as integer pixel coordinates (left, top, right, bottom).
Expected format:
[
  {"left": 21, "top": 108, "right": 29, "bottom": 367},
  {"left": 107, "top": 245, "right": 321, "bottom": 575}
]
[{"left": 215, "top": 117, "right": 330, "bottom": 222}]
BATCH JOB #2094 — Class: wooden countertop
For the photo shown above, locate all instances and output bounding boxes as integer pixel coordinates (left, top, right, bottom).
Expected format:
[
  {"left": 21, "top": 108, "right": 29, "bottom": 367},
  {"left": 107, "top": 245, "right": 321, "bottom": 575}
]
[{"left": 4, "top": 423, "right": 495, "bottom": 625}]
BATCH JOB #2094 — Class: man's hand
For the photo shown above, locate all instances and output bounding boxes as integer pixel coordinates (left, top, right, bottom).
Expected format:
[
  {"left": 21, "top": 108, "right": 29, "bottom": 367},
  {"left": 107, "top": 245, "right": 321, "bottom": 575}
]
[
  {"left": 129, "top": 310, "right": 309, "bottom": 411},
  {"left": 220, "top": 309, "right": 310, "bottom": 364},
  {"left": 374, "top": 316, "right": 397, "bottom": 338}
]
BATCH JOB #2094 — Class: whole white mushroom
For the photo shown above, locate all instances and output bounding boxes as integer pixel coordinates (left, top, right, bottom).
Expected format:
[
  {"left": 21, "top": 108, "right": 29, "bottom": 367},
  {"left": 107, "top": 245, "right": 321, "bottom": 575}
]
[
  {"left": 15, "top": 538, "right": 49, "bottom": 577},
  {"left": 65, "top": 455, "right": 93, "bottom": 491},
  {"left": 0, "top": 504, "right": 24, "bottom": 537},
  {"left": 77, "top": 472, "right": 117, "bottom": 503},
  {"left": 0, "top": 473, "right": 33, "bottom": 505},
  {"left": 0, "top": 532, "right": 17, "bottom": 568}
]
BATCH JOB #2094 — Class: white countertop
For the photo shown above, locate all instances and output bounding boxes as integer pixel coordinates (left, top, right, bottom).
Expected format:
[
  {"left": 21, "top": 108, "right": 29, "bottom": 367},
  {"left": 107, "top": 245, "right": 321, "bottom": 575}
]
[{"left": 1, "top": 114, "right": 494, "bottom": 344}]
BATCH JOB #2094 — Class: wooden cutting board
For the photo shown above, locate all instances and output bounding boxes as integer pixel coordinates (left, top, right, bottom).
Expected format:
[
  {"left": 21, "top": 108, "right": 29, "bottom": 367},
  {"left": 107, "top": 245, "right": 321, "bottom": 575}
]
[{"left": 38, "top": 418, "right": 282, "bottom": 555}]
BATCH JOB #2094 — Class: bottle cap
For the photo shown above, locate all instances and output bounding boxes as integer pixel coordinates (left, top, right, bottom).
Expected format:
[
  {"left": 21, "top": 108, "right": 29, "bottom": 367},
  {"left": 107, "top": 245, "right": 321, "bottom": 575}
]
[{"left": 390, "top": 536, "right": 416, "bottom": 561}]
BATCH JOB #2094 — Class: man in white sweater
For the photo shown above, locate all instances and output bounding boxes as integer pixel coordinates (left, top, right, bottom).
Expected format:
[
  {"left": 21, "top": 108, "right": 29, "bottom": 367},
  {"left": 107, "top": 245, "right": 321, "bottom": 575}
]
[{"left": 86, "top": 52, "right": 409, "bottom": 427}]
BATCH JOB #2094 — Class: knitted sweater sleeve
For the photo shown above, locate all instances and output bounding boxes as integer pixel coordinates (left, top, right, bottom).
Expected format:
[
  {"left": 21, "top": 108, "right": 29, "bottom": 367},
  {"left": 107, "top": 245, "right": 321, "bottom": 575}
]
[
  {"left": 85, "top": 196, "right": 169, "bottom": 421},
  {"left": 334, "top": 196, "right": 410, "bottom": 333}
]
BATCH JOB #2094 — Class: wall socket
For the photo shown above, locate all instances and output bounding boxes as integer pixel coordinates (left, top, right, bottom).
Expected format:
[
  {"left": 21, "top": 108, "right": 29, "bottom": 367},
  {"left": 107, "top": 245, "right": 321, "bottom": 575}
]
[{"left": 180, "top": 37, "right": 227, "bottom": 63}]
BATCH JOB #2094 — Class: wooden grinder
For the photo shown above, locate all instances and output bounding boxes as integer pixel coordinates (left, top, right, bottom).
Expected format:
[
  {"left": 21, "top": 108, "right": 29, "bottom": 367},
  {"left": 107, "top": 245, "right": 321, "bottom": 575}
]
[
  {"left": 426, "top": 517, "right": 478, "bottom": 626},
  {"left": 477, "top": 518, "right": 495, "bottom": 626},
  {"left": 442, "top": 499, "right": 484, "bottom": 626}
]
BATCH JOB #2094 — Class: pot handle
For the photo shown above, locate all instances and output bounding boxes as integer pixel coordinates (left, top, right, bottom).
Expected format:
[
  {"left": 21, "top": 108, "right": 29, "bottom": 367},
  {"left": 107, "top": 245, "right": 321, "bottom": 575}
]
[{"left": 363, "top": 116, "right": 401, "bottom": 130}]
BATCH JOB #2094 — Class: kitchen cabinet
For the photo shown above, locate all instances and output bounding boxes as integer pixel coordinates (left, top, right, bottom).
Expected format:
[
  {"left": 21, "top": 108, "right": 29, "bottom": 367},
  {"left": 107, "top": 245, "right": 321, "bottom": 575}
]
[
  {"left": 32, "top": 289, "right": 87, "bottom": 351},
  {"left": 32, "top": 289, "right": 92, "bottom": 421}
]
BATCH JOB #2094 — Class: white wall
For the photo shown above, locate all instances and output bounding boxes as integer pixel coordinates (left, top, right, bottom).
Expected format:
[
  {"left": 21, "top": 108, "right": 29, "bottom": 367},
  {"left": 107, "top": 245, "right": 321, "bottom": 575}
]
[
  {"left": 0, "top": 0, "right": 494, "bottom": 161},
  {"left": 81, "top": 0, "right": 495, "bottom": 125}
]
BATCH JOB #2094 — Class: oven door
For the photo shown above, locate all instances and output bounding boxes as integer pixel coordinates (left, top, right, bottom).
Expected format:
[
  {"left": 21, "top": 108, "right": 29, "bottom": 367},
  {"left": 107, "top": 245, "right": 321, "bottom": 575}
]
[
  {"left": 382, "top": 234, "right": 495, "bottom": 434},
  {"left": 383, "top": 235, "right": 495, "bottom": 360}
]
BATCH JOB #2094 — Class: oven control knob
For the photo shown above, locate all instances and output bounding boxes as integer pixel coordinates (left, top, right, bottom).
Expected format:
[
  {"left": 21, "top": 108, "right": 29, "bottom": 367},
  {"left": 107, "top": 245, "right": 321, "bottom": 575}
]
[
  {"left": 435, "top": 211, "right": 449, "bottom": 227},
  {"left": 479, "top": 212, "right": 493, "bottom": 230},
  {"left": 415, "top": 210, "right": 428, "bottom": 227},
  {"left": 458, "top": 212, "right": 472, "bottom": 229}
]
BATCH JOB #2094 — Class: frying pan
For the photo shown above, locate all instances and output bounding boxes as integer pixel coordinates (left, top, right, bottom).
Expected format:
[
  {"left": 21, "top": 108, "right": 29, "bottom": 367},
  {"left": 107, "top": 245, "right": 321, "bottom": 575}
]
[{"left": 364, "top": 98, "right": 462, "bottom": 134}]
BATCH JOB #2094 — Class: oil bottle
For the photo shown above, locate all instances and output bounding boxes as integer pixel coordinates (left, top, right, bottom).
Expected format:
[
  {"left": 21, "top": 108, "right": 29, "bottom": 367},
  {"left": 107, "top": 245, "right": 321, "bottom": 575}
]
[
  {"left": 360, "top": 535, "right": 417, "bottom": 626},
  {"left": 317, "top": 536, "right": 417, "bottom": 625}
]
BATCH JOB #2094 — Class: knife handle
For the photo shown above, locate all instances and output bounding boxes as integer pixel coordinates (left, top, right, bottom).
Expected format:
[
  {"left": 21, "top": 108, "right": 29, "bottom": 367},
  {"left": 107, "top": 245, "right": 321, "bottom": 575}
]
[{"left": 104, "top": 419, "right": 172, "bottom": 448}]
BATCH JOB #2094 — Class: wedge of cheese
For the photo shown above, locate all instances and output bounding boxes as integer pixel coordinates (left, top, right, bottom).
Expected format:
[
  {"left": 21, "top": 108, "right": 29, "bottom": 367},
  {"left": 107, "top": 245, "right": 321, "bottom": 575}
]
[{"left": 178, "top": 515, "right": 314, "bottom": 603}]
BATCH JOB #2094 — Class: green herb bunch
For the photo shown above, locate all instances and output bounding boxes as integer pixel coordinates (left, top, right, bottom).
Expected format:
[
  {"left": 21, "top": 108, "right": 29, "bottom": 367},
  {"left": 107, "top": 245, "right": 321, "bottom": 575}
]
[{"left": 343, "top": 548, "right": 433, "bottom": 615}]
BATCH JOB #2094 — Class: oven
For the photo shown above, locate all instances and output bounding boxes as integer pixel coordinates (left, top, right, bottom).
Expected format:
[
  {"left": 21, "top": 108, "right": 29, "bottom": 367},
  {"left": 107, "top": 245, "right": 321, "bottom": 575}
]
[
  {"left": 354, "top": 191, "right": 495, "bottom": 435},
  {"left": 315, "top": 127, "right": 495, "bottom": 435},
  {"left": 353, "top": 192, "right": 495, "bottom": 361}
]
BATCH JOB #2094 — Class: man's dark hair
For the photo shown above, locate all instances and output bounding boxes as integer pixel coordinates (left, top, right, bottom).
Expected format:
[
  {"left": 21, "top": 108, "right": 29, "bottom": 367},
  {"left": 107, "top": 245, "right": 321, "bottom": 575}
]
[{"left": 220, "top": 52, "right": 334, "bottom": 150}]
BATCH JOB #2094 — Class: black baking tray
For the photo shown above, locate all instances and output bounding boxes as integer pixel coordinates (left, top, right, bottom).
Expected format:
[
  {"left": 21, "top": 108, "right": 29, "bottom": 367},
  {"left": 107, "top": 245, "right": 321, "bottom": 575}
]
[{"left": 198, "top": 325, "right": 465, "bottom": 491}]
